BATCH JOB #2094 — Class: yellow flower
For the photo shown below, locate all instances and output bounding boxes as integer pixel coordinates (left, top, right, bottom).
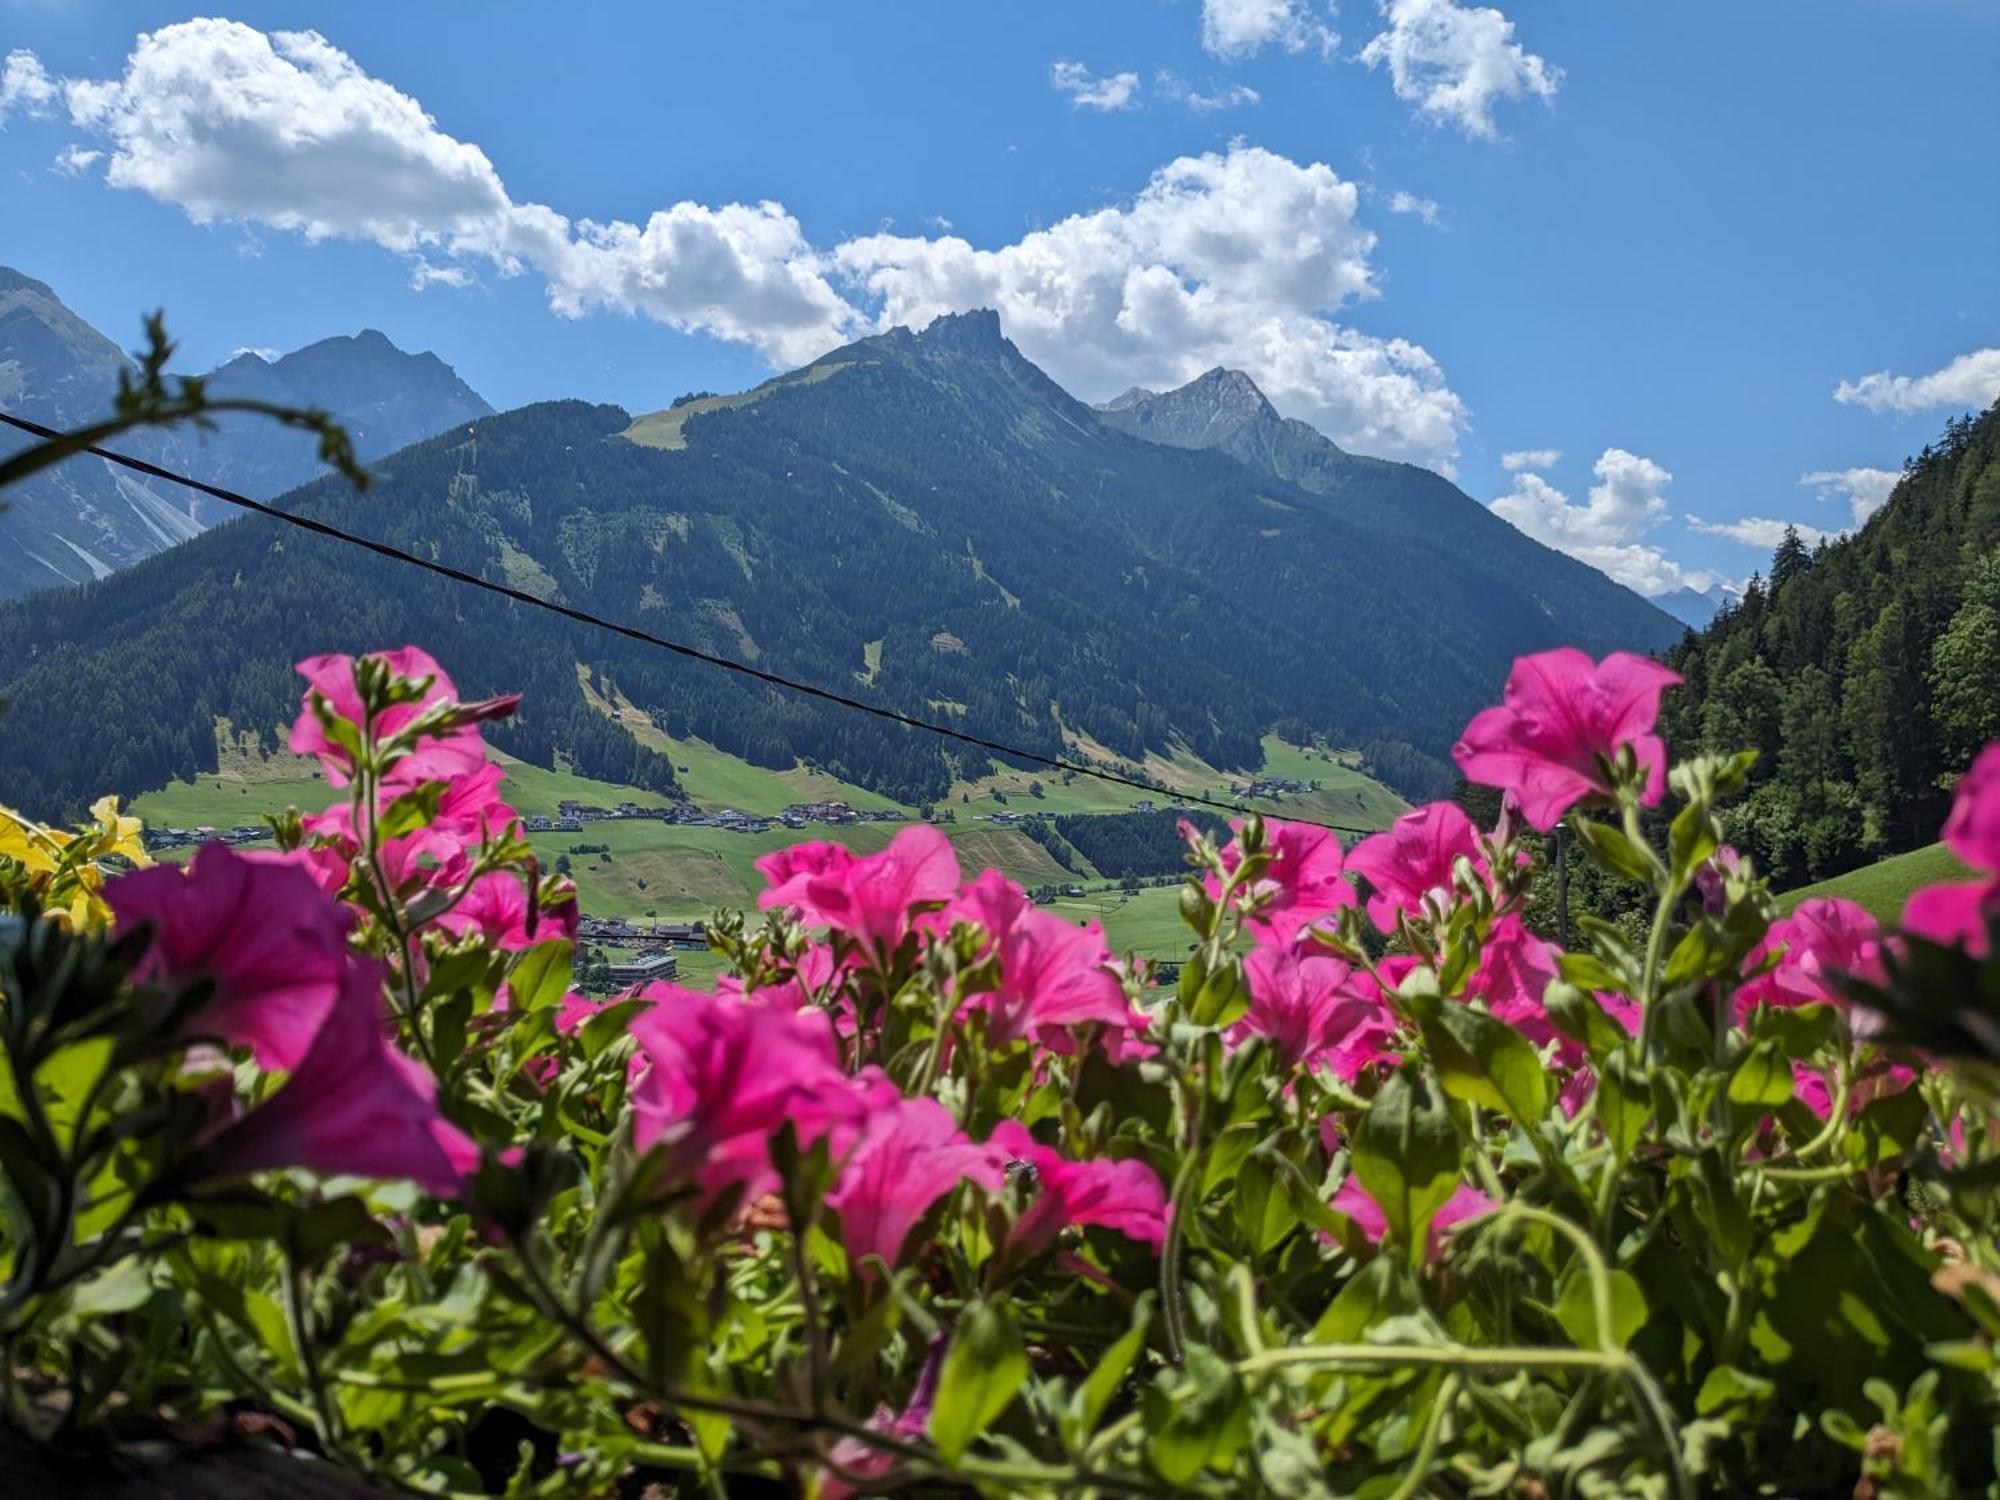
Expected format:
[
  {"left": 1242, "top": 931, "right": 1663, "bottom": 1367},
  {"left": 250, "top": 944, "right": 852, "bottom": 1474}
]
[{"left": 0, "top": 798, "right": 150, "bottom": 931}]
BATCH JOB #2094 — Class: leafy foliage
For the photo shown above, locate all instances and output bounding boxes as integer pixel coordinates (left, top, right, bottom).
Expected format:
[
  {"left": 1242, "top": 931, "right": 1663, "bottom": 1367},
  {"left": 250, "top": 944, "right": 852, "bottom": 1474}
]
[{"left": 2, "top": 644, "right": 1998, "bottom": 1497}]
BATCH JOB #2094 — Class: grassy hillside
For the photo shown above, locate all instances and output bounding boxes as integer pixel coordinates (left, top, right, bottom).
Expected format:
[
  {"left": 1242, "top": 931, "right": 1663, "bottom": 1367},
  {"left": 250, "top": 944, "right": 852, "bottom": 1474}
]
[
  {"left": 535, "top": 818, "right": 1073, "bottom": 918},
  {"left": 132, "top": 747, "right": 676, "bottom": 828},
  {"left": 577, "top": 670, "right": 903, "bottom": 812},
  {"left": 1047, "top": 885, "right": 1194, "bottom": 962},
  {"left": 948, "top": 734, "right": 1406, "bottom": 826},
  {"left": 126, "top": 716, "right": 1399, "bottom": 928},
  {"left": 1778, "top": 842, "right": 1974, "bottom": 924}
]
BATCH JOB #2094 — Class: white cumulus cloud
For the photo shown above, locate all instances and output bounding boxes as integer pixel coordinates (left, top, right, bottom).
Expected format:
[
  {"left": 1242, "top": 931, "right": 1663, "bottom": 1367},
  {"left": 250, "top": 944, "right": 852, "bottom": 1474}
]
[
  {"left": 1500, "top": 447, "right": 1558, "bottom": 471},
  {"left": 1199, "top": 0, "right": 1339, "bottom": 59},
  {"left": 49, "top": 20, "right": 859, "bottom": 366},
  {"left": 25, "top": 20, "right": 1470, "bottom": 468},
  {"left": 1358, "top": 0, "right": 1560, "bottom": 139},
  {"left": 1386, "top": 190, "right": 1441, "bottom": 226},
  {"left": 1490, "top": 448, "right": 1713, "bottom": 596},
  {"left": 1, "top": 48, "right": 57, "bottom": 122},
  {"left": 50, "top": 143, "right": 100, "bottom": 175},
  {"left": 1798, "top": 466, "right": 1899, "bottom": 527},
  {"left": 1834, "top": 347, "right": 2000, "bottom": 416},
  {"left": 1049, "top": 60, "right": 1141, "bottom": 112},
  {"left": 409, "top": 259, "right": 475, "bottom": 291},
  {"left": 1155, "top": 72, "right": 1261, "bottom": 112}
]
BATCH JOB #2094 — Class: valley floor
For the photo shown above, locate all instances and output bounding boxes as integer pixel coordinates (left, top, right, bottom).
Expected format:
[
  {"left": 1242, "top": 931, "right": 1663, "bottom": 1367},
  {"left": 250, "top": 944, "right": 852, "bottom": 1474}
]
[{"left": 127, "top": 731, "right": 1400, "bottom": 976}]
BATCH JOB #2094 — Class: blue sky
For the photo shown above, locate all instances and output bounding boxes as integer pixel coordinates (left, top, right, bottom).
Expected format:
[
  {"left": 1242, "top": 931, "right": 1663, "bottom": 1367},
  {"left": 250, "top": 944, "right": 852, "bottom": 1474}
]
[{"left": 2, "top": 1, "right": 1995, "bottom": 597}]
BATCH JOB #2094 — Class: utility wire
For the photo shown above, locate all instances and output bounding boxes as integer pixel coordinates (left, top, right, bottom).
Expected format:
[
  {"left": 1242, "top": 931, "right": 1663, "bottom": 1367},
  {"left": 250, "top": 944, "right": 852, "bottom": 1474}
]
[{"left": 0, "top": 409, "right": 1386, "bottom": 838}]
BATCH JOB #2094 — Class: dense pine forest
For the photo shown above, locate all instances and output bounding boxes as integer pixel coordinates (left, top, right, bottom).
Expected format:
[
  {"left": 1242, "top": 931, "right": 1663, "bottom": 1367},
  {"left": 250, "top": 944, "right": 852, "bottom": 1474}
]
[{"left": 1661, "top": 401, "right": 2000, "bottom": 886}]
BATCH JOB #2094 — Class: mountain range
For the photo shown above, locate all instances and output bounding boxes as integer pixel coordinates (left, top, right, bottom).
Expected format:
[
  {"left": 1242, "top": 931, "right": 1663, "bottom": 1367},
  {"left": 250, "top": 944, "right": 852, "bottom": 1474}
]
[
  {"left": 0, "top": 284, "right": 1681, "bottom": 818},
  {"left": 1653, "top": 582, "right": 1738, "bottom": 630},
  {"left": 0, "top": 266, "right": 490, "bottom": 597},
  {"left": 1097, "top": 367, "right": 1699, "bottom": 642}
]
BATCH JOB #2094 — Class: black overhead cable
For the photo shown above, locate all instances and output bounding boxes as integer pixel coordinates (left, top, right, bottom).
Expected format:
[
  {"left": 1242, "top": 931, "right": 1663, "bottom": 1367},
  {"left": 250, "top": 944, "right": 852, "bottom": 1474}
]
[{"left": 0, "top": 408, "right": 1384, "bottom": 838}]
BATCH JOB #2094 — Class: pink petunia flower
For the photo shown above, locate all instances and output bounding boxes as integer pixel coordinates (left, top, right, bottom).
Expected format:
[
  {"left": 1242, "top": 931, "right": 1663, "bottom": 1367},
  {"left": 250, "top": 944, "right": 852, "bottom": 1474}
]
[
  {"left": 754, "top": 840, "right": 855, "bottom": 908},
  {"left": 1330, "top": 1176, "right": 1494, "bottom": 1262},
  {"left": 1903, "top": 880, "right": 2000, "bottom": 958},
  {"left": 1943, "top": 744, "right": 2000, "bottom": 871},
  {"left": 1237, "top": 944, "right": 1386, "bottom": 1074},
  {"left": 757, "top": 826, "right": 960, "bottom": 965},
  {"left": 106, "top": 843, "right": 357, "bottom": 1071},
  {"left": 1452, "top": 649, "right": 1682, "bottom": 832},
  {"left": 301, "top": 758, "right": 521, "bottom": 894},
  {"left": 1737, "top": 898, "right": 1885, "bottom": 1018},
  {"left": 289, "top": 646, "right": 511, "bottom": 786},
  {"left": 194, "top": 960, "right": 476, "bottom": 1197},
  {"left": 1905, "top": 743, "right": 2000, "bottom": 957},
  {"left": 434, "top": 868, "right": 575, "bottom": 952},
  {"left": 1467, "top": 914, "right": 1564, "bottom": 1048},
  {"left": 827, "top": 1097, "right": 1007, "bottom": 1276},
  {"left": 819, "top": 1335, "right": 947, "bottom": 1499},
  {"left": 627, "top": 988, "right": 880, "bottom": 1204},
  {"left": 987, "top": 1121, "right": 1167, "bottom": 1254},
  {"left": 946, "top": 870, "right": 1133, "bottom": 1048},
  {"left": 1207, "top": 818, "right": 1356, "bottom": 945},
  {"left": 1791, "top": 1057, "right": 1918, "bottom": 1121},
  {"left": 1346, "top": 802, "right": 1484, "bottom": 933}
]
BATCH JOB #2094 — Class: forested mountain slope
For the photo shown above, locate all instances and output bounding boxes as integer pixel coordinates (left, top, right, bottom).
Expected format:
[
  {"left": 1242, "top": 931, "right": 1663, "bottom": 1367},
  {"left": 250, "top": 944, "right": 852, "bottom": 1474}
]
[
  {"left": 1660, "top": 403, "right": 2000, "bottom": 886},
  {"left": 1, "top": 309, "right": 1680, "bottom": 818},
  {"left": 1097, "top": 368, "right": 1681, "bottom": 648},
  {"left": 0, "top": 266, "right": 489, "bottom": 597}
]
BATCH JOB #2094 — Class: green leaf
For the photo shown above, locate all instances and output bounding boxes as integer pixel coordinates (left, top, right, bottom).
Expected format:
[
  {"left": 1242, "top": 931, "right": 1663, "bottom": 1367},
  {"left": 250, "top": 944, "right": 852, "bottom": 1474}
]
[
  {"left": 1595, "top": 1046, "right": 1652, "bottom": 1161},
  {"left": 35, "top": 1036, "right": 112, "bottom": 1150},
  {"left": 1543, "top": 980, "right": 1630, "bottom": 1059},
  {"left": 1203, "top": 1122, "right": 1263, "bottom": 1198},
  {"left": 1557, "top": 950, "right": 1627, "bottom": 994},
  {"left": 0, "top": 1114, "right": 57, "bottom": 1236},
  {"left": 1062, "top": 1294, "right": 1153, "bottom": 1452},
  {"left": 1668, "top": 802, "right": 1719, "bottom": 885},
  {"left": 67, "top": 1256, "right": 153, "bottom": 1317},
  {"left": 173, "top": 1247, "right": 294, "bottom": 1376},
  {"left": 1690, "top": 1148, "right": 1753, "bottom": 1270},
  {"left": 1232, "top": 1154, "right": 1299, "bottom": 1256},
  {"left": 1663, "top": 920, "right": 1732, "bottom": 988},
  {"left": 1554, "top": 1266, "right": 1649, "bottom": 1350},
  {"left": 505, "top": 938, "right": 574, "bottom": 1013},
  {"left": 1569, "top": 818, "right": 1658, "bottom": 884},
  {"left": 1695, "top": 1365, "right": 1776, "bottom": 1417},
  {"left": 929, "top": 1300, "right": 1028, "bottom": 1464},
  {"left": 1351, "top": 1064, "right": 1460, "bottom": 1265},
  {"left": 1310, "top": 1254, "right": 1419, "bottom": 1343},
  {"left": 1753, "top": 1002, "right": 1840, "bottom": 1059},
  {"left": 1189, "top": 956, "right": 1245, "bottom": 1028},
  {"left": 1144, "top": 1347, "right": 1250, "bottom": 1485},
  {"left": 1843, "top": 1086, "right": 1929, "bottom": 1170},
  {"left": 375, "top": 781, "right": 445, "bottom": 841},
  {"left": 1411, "top": 995, "right": 1548, "bottom": 1127},
  {"left": 1726, "top": 1039, "right": 1795, "bottom": 1108},
  {"left": 579, "top": 999, "right": 650, "bottom": 1061}
]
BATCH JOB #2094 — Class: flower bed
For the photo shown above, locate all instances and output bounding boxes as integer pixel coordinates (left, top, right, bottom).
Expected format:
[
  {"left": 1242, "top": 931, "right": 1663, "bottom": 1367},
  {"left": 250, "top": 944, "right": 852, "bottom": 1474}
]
[{"left": 2, "top": 645, "right": 1998, "bottom": 1496}]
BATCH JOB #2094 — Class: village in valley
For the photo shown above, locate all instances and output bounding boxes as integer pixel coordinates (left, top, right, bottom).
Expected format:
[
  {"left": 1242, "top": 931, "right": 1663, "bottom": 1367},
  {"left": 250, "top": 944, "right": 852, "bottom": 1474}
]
[{"left": 128, "top": 731, "right": 1386, "bottom": 998}]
